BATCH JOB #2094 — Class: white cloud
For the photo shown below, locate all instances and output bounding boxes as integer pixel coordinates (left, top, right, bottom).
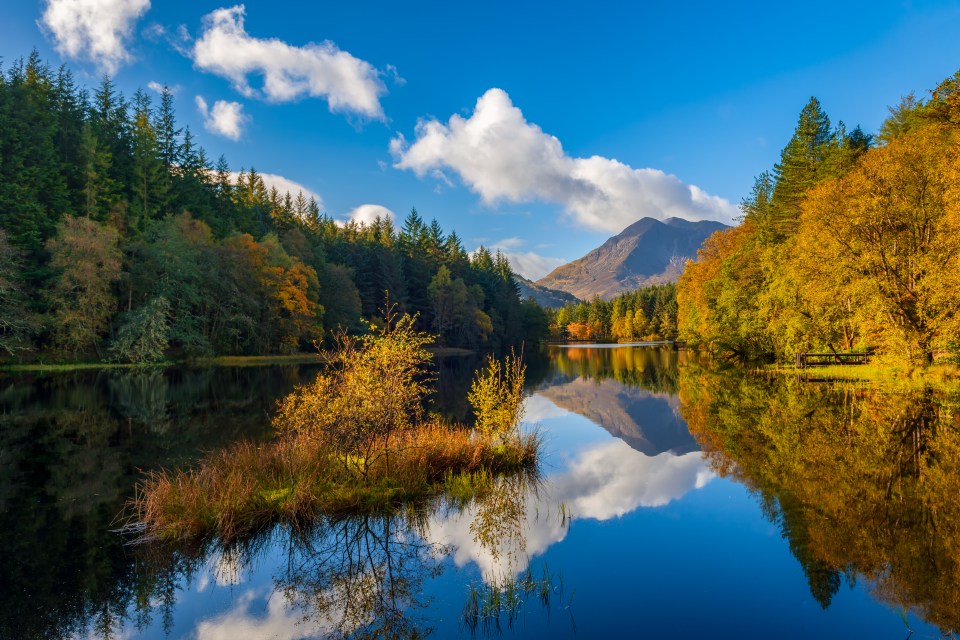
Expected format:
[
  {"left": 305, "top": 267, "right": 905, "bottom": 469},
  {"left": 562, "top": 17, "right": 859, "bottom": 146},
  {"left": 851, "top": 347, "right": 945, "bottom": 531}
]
[
  {"left": 196, "top": 95, "right": 249, "bottom": 141},
  {"left": 391, "top": 89, "right": 739, "bottom": 232},
  {"left": 192, "top": 5, "right": 386, "bottom": 118},
  {"left": 227, "top": 170, "right": 323, "bottom": 207},
  {"left": 343, "top": 204, "right": 395, "bottom": 227},
  {"left": 484, "top": 237, "right": 567, "bottom": 280},
  {"left": 40, "top": 0, "right": 151, "bottom": 74},
  {"left": 503, "top": 251, "right": 567, "bottom": 280},
  {"left": 147, "top": 81, "right": 179, "bottom": 94}
]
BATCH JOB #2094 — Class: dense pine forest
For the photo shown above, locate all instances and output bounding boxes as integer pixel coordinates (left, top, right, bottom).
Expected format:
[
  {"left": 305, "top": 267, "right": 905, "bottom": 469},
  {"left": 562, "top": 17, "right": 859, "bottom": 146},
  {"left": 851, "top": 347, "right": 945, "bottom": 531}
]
[
  {"left": 0, "top": 52, "right": 548, "bottom": 362},
  {"left": 548, "top": 284, "right": 678, "bottom": 342},
  {"left": 677, "top": 69, "right": 960, "bottom": 366}
]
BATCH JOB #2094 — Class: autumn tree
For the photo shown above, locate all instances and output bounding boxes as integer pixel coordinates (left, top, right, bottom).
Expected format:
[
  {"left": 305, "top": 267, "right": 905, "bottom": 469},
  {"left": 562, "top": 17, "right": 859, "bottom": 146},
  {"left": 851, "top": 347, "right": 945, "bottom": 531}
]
[
  {"left": 46, "top": 215, "right": 122, "bottom": 355},
  {"left": 797, "top": 124, "right": 960, "bottom": 364}
]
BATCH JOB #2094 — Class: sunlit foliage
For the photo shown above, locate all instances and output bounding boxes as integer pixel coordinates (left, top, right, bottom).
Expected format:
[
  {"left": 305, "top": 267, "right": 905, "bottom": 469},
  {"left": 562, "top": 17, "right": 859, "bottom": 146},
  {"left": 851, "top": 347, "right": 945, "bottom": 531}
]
[{"left": 677, "top": 68, "right": 960, "bottom": 365}]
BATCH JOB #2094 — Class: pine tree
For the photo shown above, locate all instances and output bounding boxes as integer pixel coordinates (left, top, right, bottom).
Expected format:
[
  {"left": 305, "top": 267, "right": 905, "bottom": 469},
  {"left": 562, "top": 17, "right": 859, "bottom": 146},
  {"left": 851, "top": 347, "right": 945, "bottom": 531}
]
[{"left": 770, "top": 97, "right": 833, "bottom": 238}]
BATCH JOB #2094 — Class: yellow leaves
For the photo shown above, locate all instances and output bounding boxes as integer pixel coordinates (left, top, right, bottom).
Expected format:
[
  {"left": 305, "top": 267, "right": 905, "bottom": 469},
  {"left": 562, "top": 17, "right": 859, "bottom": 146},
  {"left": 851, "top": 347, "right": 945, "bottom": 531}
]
[
  {"left": 46, "top": 215, "right": 122, "bottom": 353},
  {"left": 468, "top": 352, "right": 526, "bottom": 443},
  {"left": 679, "top": 116, "right": 960, "bottom": 364},
  {"left": 798, "top": 124, "right": 960, "bottom": 364}
]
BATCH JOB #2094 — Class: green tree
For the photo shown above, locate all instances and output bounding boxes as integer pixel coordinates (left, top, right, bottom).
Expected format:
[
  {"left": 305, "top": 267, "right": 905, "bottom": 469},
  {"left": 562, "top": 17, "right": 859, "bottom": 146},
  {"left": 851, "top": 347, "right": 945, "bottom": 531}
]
[
  {"left": 0, "top": 229, "right": 36, "bottom": 354},
  {"left": 108, "top": 296, "right": 170, "bottom": 364}
]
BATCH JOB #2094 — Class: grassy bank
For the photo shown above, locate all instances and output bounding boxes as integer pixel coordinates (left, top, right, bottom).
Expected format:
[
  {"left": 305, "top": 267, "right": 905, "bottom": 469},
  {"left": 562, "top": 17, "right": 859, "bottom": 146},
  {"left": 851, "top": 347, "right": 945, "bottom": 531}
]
[
  {"left": 131, "top": 423, "right": 539, "bottom": 541},
  {"left": 769, "top": 362, "right": 960, "bottom": 386},
  {"left": 2, "top": 349, "right": 472, "bottom": 373},
  {"left": 0, "top": 353, "right": 326, "bottom": 372}
]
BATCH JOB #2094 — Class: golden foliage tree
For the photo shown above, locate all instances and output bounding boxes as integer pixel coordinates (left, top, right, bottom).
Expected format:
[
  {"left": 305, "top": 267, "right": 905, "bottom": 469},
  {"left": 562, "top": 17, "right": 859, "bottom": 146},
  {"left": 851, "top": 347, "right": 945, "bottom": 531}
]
[
  {"left": 46, "top": 215, "right": 122, "bottom": 355},
  {"left": 798, "top": 124, "right": 960, "bottom": 364}
]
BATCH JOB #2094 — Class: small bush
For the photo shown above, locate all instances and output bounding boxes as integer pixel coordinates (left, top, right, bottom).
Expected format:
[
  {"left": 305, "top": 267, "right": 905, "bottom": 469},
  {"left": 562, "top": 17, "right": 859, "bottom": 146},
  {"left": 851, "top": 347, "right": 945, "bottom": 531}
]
[{"left": 468, "top": 351, "right": 526, "bottom": 442}]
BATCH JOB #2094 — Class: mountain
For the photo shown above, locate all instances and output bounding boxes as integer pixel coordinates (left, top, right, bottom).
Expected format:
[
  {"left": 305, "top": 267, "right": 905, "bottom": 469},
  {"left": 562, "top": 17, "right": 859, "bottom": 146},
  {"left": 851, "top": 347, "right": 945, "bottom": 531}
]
[
  {"left": 515, "top": 275, "right": 580, "bottom": 308},
  {"left": 536, "top": 376, "right": 698, "bottom": 456},
  {"left": 535, "top": 217, "right": 728, "bottom": 300}
]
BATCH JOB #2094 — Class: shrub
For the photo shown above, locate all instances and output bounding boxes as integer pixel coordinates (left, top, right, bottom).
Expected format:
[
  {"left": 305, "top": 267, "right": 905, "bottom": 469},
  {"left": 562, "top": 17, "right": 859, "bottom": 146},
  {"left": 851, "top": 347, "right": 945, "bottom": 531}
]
[
  {"left": 468, "top": 351, "right": 526, "bottom": 442},
  {"left": 274, "top": 312, "right": 433, "bottom": 477}
]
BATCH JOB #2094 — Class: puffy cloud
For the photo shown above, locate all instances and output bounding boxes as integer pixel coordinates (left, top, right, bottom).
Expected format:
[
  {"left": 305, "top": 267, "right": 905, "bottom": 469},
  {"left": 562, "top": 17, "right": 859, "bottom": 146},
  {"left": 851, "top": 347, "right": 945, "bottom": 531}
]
[
  {"left": 343, "top": 204, "right": 395, "bottom": 226},
  {"left": 39, "top": 0, "right": 151, "bottom": 74},
  {"left": 196, "top": 96, "right": 249, "bottom": 141},
  {"left": 391, "top": 89, "right": 738, "bottom": 232},
  {"left": 192, "top": 5, "right": 386, "bottom": 118},
  {"left": 227, "top": 171, "right": 323, "bottom": 207},
  {"left": 481, "top": 237, "right": 566, "bottom": 280},
  {"left": 147, "top": 81, "right": 179, "bottom": 94},
  {"left": 503, "top": 251, "right": 567, "bottom": 280}
]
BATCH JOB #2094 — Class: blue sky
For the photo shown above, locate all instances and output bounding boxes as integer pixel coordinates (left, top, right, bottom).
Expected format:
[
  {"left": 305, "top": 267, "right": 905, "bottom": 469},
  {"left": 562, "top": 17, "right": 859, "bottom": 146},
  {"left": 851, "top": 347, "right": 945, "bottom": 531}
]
[{"left": 4, "top": 0, "right": 960, "bottom": 278}]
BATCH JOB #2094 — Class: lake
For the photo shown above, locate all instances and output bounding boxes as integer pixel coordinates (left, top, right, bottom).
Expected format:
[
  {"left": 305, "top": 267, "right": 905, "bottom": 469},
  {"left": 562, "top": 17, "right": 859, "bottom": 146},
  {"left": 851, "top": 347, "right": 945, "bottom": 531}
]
[{"left": 2, "top": 346, "right": 956, "bottom": 639}]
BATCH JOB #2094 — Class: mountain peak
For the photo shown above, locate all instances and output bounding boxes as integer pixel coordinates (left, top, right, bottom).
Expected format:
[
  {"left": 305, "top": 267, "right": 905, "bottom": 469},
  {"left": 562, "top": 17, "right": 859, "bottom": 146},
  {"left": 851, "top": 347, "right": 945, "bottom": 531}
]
[{"left": 535, "top": 217, "right": 728, "bottom": 300}]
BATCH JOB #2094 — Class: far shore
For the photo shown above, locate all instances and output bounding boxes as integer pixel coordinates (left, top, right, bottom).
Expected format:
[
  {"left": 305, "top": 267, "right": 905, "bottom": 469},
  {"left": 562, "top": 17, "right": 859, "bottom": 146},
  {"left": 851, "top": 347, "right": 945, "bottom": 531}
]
[{"left": 0, "top": 347, "right": 477, "bottom": 373}]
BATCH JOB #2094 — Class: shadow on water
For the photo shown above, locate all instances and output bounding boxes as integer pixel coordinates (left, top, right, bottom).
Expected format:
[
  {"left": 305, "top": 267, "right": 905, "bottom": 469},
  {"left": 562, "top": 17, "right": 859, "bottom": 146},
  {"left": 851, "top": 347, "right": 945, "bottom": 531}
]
[
  {"left": 0, "top": 365, "right": 320, "bottom": 640},
  {"left": 679, "top": 361, "right": 960, "bottom": 635}
]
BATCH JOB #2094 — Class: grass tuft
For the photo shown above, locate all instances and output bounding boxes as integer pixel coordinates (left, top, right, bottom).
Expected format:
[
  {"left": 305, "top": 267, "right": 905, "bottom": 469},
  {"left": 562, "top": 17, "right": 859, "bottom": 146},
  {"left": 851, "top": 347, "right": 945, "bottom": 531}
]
[{"left": 128, "top": 420, "right": 540, "bottom": 542}]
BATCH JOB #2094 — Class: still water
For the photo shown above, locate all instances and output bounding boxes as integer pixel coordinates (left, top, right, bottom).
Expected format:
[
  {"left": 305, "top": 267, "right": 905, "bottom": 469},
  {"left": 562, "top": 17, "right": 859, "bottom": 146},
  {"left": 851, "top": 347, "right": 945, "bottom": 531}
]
[{"left": 2, "top": 346, "right": 957, "bottom": 639}]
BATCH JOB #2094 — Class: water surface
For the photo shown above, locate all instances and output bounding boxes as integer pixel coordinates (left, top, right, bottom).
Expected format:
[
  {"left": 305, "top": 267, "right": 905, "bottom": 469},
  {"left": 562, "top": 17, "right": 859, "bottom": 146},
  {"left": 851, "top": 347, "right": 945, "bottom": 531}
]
[{"left": 2, "top": 348, "right": 956, "bottom": 639}]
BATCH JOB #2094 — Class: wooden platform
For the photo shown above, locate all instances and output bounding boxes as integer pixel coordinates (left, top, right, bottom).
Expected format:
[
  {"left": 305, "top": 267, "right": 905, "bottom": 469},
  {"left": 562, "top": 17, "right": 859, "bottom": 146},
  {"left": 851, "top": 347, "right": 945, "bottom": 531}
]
[{"left": 796, "top": 352, "right": 869, "bottom": 369}]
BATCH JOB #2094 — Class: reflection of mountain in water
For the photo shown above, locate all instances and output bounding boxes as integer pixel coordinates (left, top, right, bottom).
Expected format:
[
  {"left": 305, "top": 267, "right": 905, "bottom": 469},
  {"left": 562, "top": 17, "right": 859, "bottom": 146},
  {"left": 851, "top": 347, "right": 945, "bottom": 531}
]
[{"left": 538, "top": 376, "right": 697, "bottom": 455}]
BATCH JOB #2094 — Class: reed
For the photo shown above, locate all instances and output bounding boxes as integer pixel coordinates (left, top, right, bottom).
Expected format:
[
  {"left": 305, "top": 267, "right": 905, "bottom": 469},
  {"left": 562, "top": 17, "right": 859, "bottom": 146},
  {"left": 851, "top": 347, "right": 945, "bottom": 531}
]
[{"left": 130, "top": 421, "right": 540, "bottom": 542}]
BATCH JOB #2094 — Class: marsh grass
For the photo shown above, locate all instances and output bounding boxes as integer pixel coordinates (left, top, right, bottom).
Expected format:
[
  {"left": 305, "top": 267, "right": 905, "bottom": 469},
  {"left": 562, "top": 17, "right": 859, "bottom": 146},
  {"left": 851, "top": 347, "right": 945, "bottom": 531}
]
[
  {"left": 461, "top": 564, "right": 574, "bottom": 635},
  {"left": 130, "top": 420, "right": 540, "bottom": 542}
]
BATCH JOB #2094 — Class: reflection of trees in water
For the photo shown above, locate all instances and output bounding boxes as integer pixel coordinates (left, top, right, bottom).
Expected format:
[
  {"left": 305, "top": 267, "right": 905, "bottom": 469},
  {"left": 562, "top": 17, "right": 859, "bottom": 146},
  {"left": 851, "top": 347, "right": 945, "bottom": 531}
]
[
  {"left": 430, "top": 348, "right": 553, "bottom": 425},
  {"left": 0, "top": 364, "right": 563, "bottom": 639},
  {"left": 679, "top": 363, "right": 960, "bottom": 632},
  {"left": 0, "top": 365, "right": 318, "bottom": 640},
  {"left": 277, "top": 511, "right": 446, "bottom": 639},
  {"left": 543, "top": 346, "right": 682, "bottom": 394},
  {"left": 108, "top": 368, "right": 172, "bottom": 431}
]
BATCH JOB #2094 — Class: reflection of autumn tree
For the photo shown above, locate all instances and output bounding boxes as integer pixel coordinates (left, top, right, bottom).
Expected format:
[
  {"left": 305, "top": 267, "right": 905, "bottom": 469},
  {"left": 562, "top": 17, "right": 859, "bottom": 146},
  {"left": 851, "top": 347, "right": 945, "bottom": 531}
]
[
  {"left": 275, "top": 512, "right": 446, "bottom": 639},
  {"left": 545, "top": 346, "right": 682, "bottom": 394},
  {"left": 679, "top": 363, "right": 960, "bottom": 631},
  {"left": 470, "top": 474, "right": 537, "bottom": 580}
]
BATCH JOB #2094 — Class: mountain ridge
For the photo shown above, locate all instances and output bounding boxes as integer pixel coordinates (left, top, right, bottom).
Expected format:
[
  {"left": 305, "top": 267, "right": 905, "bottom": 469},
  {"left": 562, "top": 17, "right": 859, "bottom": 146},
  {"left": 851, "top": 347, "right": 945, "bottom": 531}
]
[{"left": 535, "top": 217, "right": 728, "bottom": 300}]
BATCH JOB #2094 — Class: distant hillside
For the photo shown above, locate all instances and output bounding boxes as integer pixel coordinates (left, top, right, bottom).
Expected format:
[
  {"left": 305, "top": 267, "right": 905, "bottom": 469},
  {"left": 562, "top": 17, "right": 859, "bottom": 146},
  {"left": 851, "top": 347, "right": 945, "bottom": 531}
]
[
  {"left": 515, "top": 275, "right": 580, "bottom": 308},
  {"left": 536, "top": 217, "right": 728, "bottom": 300}
]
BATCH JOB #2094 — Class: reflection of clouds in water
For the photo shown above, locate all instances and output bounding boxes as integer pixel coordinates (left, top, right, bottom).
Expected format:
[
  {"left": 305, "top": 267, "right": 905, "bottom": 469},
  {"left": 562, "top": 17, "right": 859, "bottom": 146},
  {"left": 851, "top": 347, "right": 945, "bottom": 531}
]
[
  {"left": 555, "top": 440, "right": 713, "bottom": 518},
  {"left": 428, "top": 440, "right": 714, "bottom": 581},
  {"left": 193, "top": 589, "right": 320, "bottom": 640},
  {"left": 209, "top": 550, "right": 245, "bottom": 587},
  {"left": 523, "top": 394, "right": 572, "bottom": 423}
]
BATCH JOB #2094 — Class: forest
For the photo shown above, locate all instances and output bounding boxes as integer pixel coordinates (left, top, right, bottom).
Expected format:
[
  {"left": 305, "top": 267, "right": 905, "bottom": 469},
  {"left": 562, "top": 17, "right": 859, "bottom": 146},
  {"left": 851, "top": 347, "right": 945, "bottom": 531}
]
[
  {"left": 0, "top": 51, "right": 549, "bottom": 363},
  {"left": 677, "top": 69, "right": 960, "bottom": 366},
  {"left": 548, "top": 284, "right": 678, "bottom": 342}
]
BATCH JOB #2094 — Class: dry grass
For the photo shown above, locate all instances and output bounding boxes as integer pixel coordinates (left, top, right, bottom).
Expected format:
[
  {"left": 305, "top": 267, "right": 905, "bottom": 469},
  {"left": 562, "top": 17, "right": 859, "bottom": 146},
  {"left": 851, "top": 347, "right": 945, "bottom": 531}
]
[{"left": 129, "top": 420, "right": 540, "bottom": 542}]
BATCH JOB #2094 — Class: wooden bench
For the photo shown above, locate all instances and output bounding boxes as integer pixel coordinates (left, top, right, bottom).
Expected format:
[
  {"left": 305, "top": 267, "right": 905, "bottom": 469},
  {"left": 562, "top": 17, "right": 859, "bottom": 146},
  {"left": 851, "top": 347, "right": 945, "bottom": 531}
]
[{"left": 796, "top": 352, "right": 869, "bottom": 369}]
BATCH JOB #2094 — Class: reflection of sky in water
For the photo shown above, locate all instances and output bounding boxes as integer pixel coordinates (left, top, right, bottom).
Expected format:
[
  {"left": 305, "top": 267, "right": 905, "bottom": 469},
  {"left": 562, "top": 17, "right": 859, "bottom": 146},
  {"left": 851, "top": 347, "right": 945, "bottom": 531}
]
[
  {"left": 427, "top": 393, "right": 715, "bottom": 581},
  {"left": 75, "top": 350, "right": 944, "bottom": 640}
]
